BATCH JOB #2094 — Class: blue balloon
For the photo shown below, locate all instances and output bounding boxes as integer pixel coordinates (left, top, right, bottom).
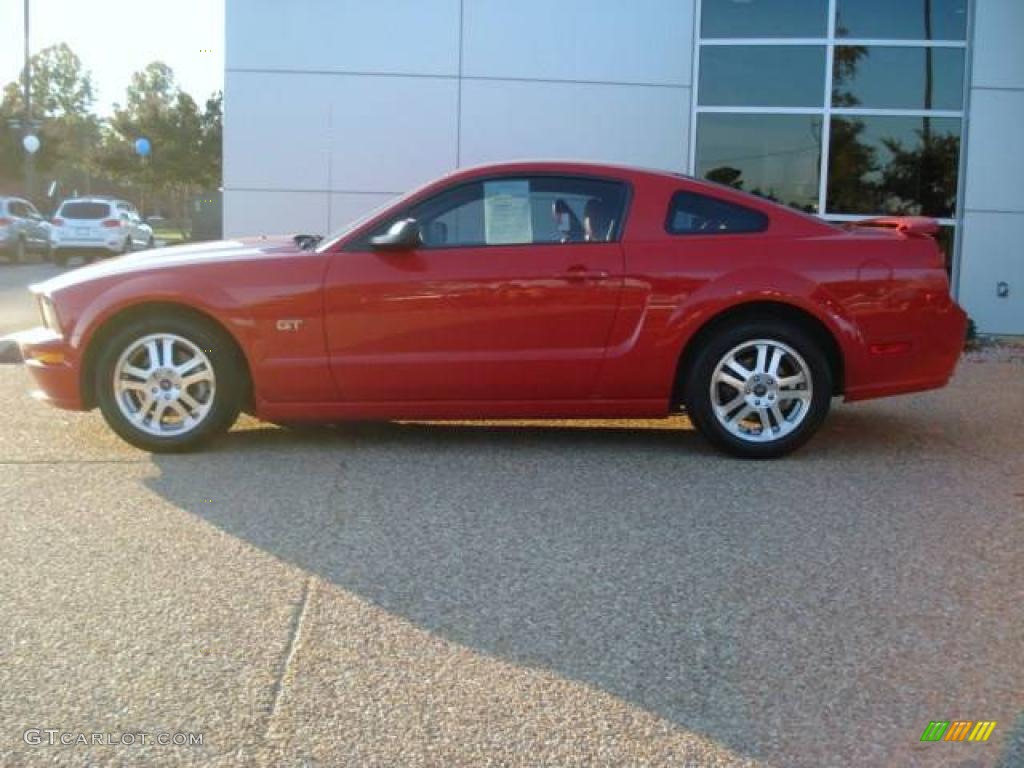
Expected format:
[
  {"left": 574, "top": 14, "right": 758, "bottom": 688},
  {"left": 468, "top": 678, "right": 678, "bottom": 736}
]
[{"left": 135, "top": 137, "right": 151, "bottom": 157}]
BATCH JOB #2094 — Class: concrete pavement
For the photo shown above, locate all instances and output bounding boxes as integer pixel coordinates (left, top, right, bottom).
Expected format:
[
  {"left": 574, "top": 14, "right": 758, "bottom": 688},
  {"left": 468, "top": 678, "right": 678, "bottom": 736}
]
[
  {"left": 0, "top": 263, "right": 64, "bottom": 338},
  {"left": 0, "top": 357, "right": 1022, "bottom": 767}
]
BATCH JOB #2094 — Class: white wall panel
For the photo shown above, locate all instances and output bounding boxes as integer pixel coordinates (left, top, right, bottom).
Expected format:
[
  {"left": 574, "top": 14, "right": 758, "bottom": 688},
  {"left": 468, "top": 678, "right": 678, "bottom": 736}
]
[
  {"left": 459, "top": 79, "right": 690, "bottom": 171},
  {"left": 970, "top": 0, "right": 1024, "bottom": 90},
  {"left": 963, "top": 89, "right": 1024, "bottom": 213},
  {"left": 957, "top": 212, "right": 1024, "bottom": 334},
  {"left": 226, "top": 72, "right": 459, "bottom": 195},
  {"left": 224, "top": 72, "right": 331, "bottom": 191},
  {"left": 226, "top": 0, "right": 460, "bottom": 76},
  {"left": 463, "top": 0, "right": 694, "bottom": 86},
  {"left": 326, "top": 76, "right": 459, "bottom": 193},
  {"left": 328, "top": 192, "right": 398, "bottom": 233},
  {"left": 223, "top": 190, "right": 328, "bottom": 239}
]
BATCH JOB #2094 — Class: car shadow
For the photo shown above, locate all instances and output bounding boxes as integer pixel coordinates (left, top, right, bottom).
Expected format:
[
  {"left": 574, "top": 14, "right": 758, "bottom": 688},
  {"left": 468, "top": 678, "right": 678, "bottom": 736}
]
[{"left": 143, "top": 407, "right": 1012, "bottom": 765}]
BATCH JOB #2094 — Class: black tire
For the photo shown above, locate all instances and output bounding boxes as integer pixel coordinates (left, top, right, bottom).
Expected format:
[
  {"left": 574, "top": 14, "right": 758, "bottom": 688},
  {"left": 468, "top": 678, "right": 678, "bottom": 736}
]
[
  {"left": 684, "top": 319, "right": 832, "bottom": 459},
  {"left": 147, "top": 237, "right": 155, "bottom": 249},
  {"left": 52, "top": 249, "right": 68, "bottom": 266},
  {"left": 94, "top": 313, "right": 243, "bottom": 453},
  {"left": 123, "top": 238, "right": 132, "bottom": 255}
]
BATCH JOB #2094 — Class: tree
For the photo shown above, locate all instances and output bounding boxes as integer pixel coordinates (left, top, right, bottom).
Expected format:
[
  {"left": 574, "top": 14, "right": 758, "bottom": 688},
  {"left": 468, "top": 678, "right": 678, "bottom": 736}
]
[
  {"left": 101, "top": 62, "right": 222, "bottom": 229},
  {"left": 0, "top": 43, "right": 102, "bottom": 198},
  {"left": 880, "top": 127, "right": 960, "bottom": 217}
]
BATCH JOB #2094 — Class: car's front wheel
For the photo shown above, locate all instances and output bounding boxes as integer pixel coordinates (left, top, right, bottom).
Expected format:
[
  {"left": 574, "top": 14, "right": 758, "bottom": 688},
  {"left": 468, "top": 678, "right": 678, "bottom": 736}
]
[
  {"left": 95, "top": 314, "right": 243, "bottom": 452},
  {"left": 685, "top": 320, "right": 832, "bottom": 459}
]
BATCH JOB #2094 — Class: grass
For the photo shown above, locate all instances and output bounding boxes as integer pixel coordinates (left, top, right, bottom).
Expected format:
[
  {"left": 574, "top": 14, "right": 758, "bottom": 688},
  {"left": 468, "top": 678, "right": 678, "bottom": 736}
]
[{"left": 152, "top": 228, "right": 189, "bottom": 245}]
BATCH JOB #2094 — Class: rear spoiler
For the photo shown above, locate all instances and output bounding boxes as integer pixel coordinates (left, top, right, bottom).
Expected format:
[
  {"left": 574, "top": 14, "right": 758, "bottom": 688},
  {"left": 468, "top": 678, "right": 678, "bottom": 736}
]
[{"left": 843, "top": 216, "right": 939, "bottom": 237}]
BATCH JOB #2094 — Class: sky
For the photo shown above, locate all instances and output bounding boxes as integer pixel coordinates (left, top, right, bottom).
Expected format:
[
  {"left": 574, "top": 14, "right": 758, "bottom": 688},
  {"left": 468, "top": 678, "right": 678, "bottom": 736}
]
[{"left": 0, "top": 0, "right": 224, "bottom": 115}]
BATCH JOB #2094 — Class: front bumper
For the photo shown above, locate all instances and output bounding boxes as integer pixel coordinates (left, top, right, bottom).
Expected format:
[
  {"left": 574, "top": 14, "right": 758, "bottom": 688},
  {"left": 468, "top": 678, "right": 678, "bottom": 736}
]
[{"left": 16, "top": 327, "right": 85, "bottom": 411}]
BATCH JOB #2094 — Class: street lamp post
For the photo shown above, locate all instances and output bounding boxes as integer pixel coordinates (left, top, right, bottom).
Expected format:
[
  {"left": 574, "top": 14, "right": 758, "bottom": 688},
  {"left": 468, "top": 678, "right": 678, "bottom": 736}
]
[{"left": 23, "top": 0, "right": 36, "bottom": 200}]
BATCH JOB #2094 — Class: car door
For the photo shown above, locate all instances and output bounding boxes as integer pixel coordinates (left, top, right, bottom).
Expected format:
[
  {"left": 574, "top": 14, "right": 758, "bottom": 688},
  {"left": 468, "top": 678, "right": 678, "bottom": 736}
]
[{"left": 323, "top": 175, "right": 629, "bottom": 402}]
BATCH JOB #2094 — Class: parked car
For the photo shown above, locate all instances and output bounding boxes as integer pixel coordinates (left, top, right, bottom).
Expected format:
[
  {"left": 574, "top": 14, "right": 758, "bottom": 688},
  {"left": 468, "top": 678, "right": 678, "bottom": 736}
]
[
  {"left": 50, "top": 197, "right": 154, "bottom": 265},
  {"left": 0, "top": 196, "right": 52, "bottom": 263},
  {"left": 18, "top": 161, "right": 967, "bottom": 457}
]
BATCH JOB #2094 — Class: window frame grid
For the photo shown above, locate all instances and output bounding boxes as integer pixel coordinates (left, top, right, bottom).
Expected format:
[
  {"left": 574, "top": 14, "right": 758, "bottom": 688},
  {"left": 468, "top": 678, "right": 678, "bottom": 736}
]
[{"left": 689, "top": 1, "right": 969, "bottom": 221}]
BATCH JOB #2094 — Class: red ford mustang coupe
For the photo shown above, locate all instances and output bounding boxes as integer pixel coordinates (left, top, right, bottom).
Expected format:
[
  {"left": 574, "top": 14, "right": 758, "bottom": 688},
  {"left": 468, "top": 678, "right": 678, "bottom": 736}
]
[{"left": 19, "top": 161, "right": 966, "bottom": 458}]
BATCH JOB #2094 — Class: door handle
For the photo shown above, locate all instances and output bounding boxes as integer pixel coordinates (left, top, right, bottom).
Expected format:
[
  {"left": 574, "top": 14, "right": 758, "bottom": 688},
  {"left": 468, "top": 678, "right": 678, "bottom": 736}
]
[{"left": 563, "top": 265, "right": 610, "bottom": 282}]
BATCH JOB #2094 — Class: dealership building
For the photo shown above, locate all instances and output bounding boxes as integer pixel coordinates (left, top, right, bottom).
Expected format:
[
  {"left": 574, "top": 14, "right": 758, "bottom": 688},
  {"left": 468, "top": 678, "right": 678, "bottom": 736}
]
[{"left": 224, "top": 0, "right": 1023, "bottom": 334}]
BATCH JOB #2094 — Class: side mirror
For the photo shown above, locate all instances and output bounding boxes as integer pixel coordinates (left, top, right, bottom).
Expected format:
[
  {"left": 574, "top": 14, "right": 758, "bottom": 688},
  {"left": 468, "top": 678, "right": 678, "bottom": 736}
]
[{"left": 370, "top": 218, "right": 422, "bottom": 251}]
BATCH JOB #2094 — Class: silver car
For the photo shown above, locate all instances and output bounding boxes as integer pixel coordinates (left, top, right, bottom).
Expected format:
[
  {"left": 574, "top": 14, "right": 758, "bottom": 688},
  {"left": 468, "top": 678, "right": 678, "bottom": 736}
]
[
  {"left": 0, "top": 197, "right": 52, "bottom": 263},
  {"left": 51, "top": 198, "right": 155, "bottom": 265}
]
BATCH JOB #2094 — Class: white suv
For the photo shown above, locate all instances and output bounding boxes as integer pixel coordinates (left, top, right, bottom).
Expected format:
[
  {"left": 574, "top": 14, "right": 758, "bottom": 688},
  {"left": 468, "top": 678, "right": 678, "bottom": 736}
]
[{"left": 51, "top": 198, "right": 155, "bottom": 265}]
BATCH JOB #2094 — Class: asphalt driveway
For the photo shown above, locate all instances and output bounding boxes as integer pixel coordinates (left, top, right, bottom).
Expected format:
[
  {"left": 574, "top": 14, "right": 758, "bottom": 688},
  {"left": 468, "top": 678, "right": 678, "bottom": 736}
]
[{"left": 0, "top": 359, "right": 1021, "bottom": 767}]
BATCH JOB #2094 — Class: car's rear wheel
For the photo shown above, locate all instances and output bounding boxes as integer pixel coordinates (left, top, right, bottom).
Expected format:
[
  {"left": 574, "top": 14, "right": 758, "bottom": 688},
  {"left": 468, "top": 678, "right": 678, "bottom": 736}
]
[
  {"left": 95, "top": 314, "right": 242, "bottom": 452},
  {"left": 685, "top": 320, "right": 832, "bottom": 458}
]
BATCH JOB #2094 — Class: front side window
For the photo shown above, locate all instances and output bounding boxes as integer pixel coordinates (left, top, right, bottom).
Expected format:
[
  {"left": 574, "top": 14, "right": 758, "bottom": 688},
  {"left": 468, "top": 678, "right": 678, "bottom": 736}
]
[
  {"left": 371, "top": 176, "right": 628, "bottom": 249},
  {"left": 667, "top": 191, "right": 769, "bottom": 235}
]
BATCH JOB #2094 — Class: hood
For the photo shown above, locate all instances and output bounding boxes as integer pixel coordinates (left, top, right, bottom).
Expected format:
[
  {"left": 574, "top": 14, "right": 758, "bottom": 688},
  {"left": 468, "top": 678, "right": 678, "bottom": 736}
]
[{"left": 33, "top": 235, "right": 305, "bottom": 296}]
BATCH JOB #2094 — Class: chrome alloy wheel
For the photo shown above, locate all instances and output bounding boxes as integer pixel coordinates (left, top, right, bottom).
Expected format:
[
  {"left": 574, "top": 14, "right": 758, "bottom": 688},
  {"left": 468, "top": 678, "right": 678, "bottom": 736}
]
[
  {"left": 709, "top": 338, "right": 813, "bottom": 443},
  {"left": 113, "top": 333, "right": 216, "bottom": 437}
]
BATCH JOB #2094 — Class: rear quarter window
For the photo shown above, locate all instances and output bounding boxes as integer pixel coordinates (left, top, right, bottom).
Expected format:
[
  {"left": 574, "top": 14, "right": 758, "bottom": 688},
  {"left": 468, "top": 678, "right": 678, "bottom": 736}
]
[
  {"left": 60, "top": 202, "right": 112, "bottom": 219},
  {"left": 666, "top": 191, "right": 769, "bottom": 235}
]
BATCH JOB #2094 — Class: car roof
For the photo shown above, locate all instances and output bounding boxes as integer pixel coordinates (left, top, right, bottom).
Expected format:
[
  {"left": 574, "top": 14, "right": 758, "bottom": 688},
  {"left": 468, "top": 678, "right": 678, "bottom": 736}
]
[
  {"left": 446, "top": 159, "right": 682, "bottom": 182},
  {"left": 437, "top": 160, "right": 835, "bottom": 230}
]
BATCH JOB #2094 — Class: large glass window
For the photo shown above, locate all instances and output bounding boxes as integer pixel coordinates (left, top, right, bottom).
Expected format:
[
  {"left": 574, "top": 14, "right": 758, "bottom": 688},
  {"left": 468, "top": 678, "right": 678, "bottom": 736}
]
[
  {"left": 701, "top": 0, "right": 827, "bottom": 39},
  {"left": 696, "top": 114, "right": 822, "bottom": 213},
  {"left": 836, "top": 0, "right": 967, "bottom": 41},
  {"left": 827, "top": 116, "right": 960, "bottom": 218},
  {"left": 692, "top": 1, "right": 968, "bottom": 274},
  {"left": 832, "top": 46, "right": 965, "bottom": 110},
  {"left": 700, "top": 46, "right": 825, "bottom": 107}
]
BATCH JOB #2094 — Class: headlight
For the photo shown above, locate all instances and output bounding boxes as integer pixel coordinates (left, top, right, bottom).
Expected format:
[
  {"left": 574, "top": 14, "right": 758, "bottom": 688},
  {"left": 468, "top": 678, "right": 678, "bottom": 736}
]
[{"left": 38, "top": 295, "right": 61, "bottom": 333}]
